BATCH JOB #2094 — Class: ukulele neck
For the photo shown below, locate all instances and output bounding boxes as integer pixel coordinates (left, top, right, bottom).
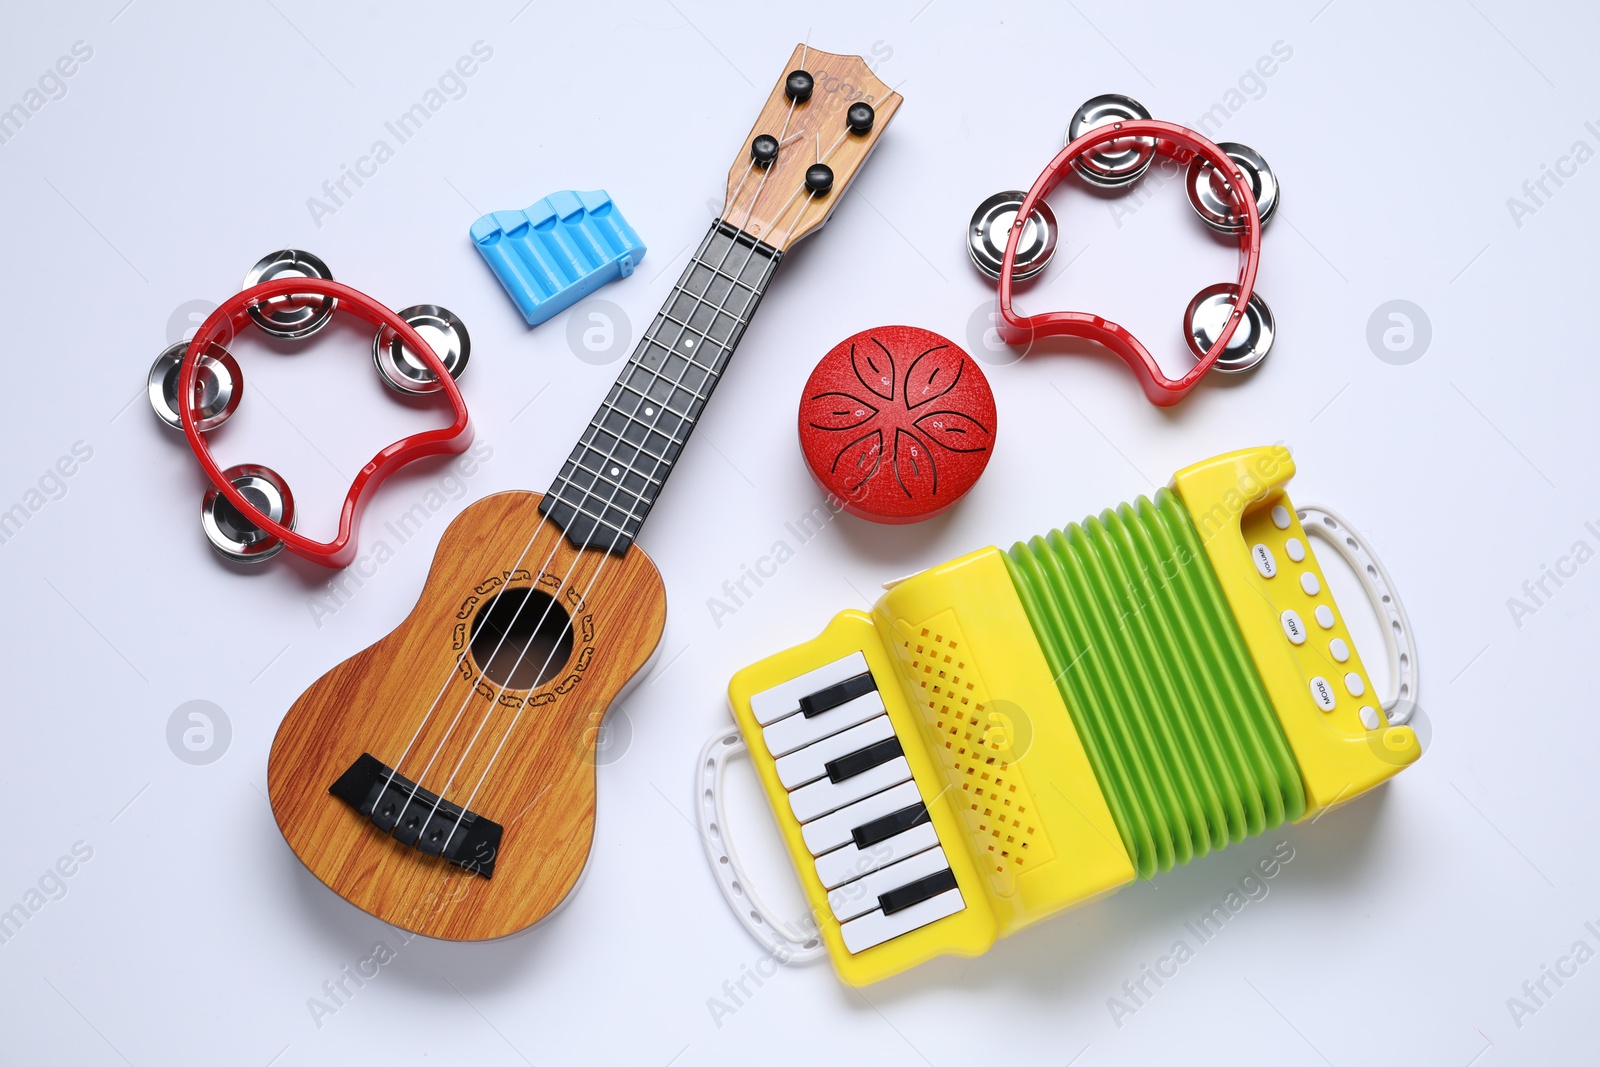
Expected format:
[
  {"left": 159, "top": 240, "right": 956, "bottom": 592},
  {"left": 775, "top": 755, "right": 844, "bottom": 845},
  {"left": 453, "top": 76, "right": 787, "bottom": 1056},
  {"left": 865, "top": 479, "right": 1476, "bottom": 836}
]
[{"left": 541, "top": 220, "right": 783, "bottom": 553}]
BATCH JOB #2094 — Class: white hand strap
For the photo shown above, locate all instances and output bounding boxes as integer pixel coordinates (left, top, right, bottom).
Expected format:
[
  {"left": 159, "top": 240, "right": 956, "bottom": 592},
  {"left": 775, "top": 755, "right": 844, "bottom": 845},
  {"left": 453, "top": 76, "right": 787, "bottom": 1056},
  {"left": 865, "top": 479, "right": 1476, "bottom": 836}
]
[
  {"left": 696, "top": 726, "right": 826, "bottom": 964},
  {"left": 1297, "top": 504, "right": 1420, "bottom": 723}
]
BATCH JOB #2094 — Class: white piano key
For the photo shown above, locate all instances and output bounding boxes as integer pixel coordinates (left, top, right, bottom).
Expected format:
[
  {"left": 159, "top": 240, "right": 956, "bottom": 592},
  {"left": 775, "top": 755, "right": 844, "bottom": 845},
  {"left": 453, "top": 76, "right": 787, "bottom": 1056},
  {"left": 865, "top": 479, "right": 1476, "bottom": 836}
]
[
  {"left": 762, "top": 689, "right": 885, "bottom": 757},
  {"left": 828, "top": 847, "right": 951, "bottom": 922},
  {"left": 749, "top": 652, "right": 869, "bottom": 725},
  {"left": 839, "top": 888, "right": 966, "bottom": 954},
  {"left": 789, "top": 757, "right": 911, "bottom": 823},
  {"left": 773, "top": 715, "right": 895, "bottom": 790},
  {"left": 800, "top": 781, "right": 923, "bottom": 856},
  {"left": 813, "top": 822, "right": 939, "bottom": 889}
]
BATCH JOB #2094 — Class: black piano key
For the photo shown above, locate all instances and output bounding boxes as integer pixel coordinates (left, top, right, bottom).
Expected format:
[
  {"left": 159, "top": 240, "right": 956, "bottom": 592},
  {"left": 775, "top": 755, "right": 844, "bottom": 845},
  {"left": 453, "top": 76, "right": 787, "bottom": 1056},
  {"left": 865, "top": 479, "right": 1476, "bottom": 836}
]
[
  {"left": 799, "top": 671, "right": 876, "bottom": 717},
  {"left": 824, "top": 736, "right": 903, "bottom": 783},
  {"left": 878, "top": 867, "right": 959, "bottom": 916},
  {"left": 852, "top": 802, "right": 930, "bottom": 850}
]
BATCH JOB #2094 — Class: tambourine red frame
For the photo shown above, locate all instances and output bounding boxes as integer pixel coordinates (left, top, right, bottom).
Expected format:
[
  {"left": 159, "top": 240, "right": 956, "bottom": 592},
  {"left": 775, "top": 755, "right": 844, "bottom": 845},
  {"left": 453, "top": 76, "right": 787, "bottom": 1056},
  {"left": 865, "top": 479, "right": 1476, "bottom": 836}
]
[
  {"left": 996, "top": 119, "right": 1262, "bottom": 407},
  {"left": 177, "top": 278, "right": 473, "bottom": 568}
]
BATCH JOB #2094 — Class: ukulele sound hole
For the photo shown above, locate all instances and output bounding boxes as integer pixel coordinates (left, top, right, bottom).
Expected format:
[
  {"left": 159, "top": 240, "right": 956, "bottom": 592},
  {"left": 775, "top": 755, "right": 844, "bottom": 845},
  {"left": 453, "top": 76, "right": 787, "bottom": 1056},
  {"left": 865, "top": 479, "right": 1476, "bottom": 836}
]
[{"left": 467, "top": 587, "right": 575, "bottom": 690}]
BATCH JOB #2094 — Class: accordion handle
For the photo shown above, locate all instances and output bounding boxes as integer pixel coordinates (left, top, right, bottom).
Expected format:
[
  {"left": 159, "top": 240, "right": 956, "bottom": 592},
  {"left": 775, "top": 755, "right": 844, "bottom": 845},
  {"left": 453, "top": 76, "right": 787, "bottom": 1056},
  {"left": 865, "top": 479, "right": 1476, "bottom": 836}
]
[
  {"left": 697, "top": 727, "right": 827, "bottom": 964},
  {"left": 1297, "top": 504, "right": 1421, "bottom": 724}
]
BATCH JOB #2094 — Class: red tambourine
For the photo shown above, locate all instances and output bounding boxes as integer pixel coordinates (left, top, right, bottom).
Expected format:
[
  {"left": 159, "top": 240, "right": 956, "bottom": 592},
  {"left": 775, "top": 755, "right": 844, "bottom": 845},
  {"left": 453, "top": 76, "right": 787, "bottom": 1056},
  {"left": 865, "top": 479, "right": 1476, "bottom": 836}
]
[
  {"left": 996, "top": 120, "right": 1262, "bottom": 407},
  {"left": 177, "top": 278, "right": 473, "bottom": 568}
]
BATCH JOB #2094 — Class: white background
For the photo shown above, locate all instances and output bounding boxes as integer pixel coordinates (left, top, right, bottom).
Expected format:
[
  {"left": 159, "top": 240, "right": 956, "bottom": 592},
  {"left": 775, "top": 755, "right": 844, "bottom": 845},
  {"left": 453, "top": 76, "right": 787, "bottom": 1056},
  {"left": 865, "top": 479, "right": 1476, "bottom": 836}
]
[{"left": 1, "top": 1, "right": 1596, "bottom": 1064}]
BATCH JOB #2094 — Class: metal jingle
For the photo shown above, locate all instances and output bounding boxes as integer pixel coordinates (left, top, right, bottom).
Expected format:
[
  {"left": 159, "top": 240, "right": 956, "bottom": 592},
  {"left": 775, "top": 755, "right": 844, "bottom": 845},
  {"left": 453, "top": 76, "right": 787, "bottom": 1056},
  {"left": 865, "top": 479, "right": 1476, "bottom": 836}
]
[
  {"left": 1185, "top": 283, "right": 1275, "bottom": 374},
  {"left": 201, "top": 464, "right": 296, "bottom": 563},
  {"left": 1186, "top": 142, "right": 1279, "bottom": 234},
  {"left": 371, "top": 305, "right": 471, "bottom": 394},
  {"left": 967, "top": 191, "right": 1059, "bottom": 282},
  {"left": 148, "top": 341, "right": 243, "bottom": 432},
  {"left": 244, "top": 249, "right": 337, "bottom": 339},
  {"left": 1067, "top": 93, "right": 1156, "bottom": 188}
]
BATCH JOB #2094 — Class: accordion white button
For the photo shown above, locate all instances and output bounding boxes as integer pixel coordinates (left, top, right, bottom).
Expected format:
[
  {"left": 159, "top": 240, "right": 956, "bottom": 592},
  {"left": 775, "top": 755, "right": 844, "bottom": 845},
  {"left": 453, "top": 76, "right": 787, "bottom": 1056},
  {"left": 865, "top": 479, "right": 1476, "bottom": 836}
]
[
  {"left": 1314, "top": 604, "right": 1335, "bottom": 629},
  {"left": 789, "top": 757, "right": 912, "bottom": 823},
  {"left": 800, "top": 781, "right": 922, "bottom": 855},
  {"left": 814, "top": 822, "right": 940, "bottom": 889},
  {"left": 1299, "top": 572, "right": 1320, "bottom": 596},
  {"left": 762, "top": 688, "right": 885, "bottom": 758},
  {"left": 839, "top": 887, "right": 965, "bottom": 954},
  {"left": 774, "top": 715, "right": 895, "bottom": 789},
  {"left": 1344, "top": 672, "right": 1365, "bottom": 697},
  {"left": 749, "top": 652, "right": 869, "bottom": 725},
  {"left": 1251, "top": 543, "right": 1277, "bottom": 578},
  {"left": 1359, "top": 705, "right": 1381, "bottom": 730},
  {"left": 827, "top": 846, "right": 952, "bottom": 921},
  {"left": 1279, "top": 609, "right": 1307, "bottom": 645},
  {"left": 1271, "top": 504, "right": 1291, "bottom": 529},
  {"left": 1329, "top": 637, "right": 1350, "bottom": 662},
  {"left": 1309, "top": 676, "right": 1336, "bottom": 712},
  {"left": 1285, "top": 536, "right": 1306, "bottom": 562}
]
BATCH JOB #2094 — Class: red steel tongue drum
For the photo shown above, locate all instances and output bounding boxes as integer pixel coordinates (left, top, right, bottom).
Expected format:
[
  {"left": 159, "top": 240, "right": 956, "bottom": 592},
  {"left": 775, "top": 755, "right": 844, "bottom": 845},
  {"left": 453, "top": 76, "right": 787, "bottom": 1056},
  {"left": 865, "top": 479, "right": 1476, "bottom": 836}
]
[{"left": 138, "top": 30, "right": 1424, "bottom": 1001}]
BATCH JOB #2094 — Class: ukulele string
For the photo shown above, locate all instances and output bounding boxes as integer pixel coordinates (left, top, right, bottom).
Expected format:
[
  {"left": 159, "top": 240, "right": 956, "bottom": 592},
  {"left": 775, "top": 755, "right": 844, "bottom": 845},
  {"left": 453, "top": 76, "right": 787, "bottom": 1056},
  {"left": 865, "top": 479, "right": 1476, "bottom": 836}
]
[
  {"left": 435, "top": 164, "right": 803, "bottom": 852},
  {"left": 438, "top": 193, "right": 787, "bottom": 845},
  {"left": 388, "top": 53, "right": 824, "bottom": 842},
  {"left": 774, "top": 41, "right": 806, "bottom": 143},
  {"left": 765, "top": 129, "right": 846, "bottom": 249},
  {"left": 382, "top": 119, "right": 781, "bottom": 815},
  {"left": 381, "top": 94, "right": 778, "bottom": 806}
]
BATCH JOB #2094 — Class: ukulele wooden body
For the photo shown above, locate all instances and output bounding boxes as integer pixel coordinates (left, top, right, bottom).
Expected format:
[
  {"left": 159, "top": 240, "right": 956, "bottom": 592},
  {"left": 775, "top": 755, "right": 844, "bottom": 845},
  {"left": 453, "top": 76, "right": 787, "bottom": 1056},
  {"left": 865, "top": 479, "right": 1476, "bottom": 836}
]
[
  {"left": 267, "top": 491, "right": 665, "bottom": 940},
  {"left": 268, "top": 44, "right": 898, "bottom": 942}
]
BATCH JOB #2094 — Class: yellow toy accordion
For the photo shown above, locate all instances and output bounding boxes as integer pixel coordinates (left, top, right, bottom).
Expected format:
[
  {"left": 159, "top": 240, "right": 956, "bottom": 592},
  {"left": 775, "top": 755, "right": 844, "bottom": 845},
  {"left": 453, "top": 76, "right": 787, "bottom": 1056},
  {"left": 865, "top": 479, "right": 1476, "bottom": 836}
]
[{"left": 697, "top": 446, "right": 1423, "bottom": 985}]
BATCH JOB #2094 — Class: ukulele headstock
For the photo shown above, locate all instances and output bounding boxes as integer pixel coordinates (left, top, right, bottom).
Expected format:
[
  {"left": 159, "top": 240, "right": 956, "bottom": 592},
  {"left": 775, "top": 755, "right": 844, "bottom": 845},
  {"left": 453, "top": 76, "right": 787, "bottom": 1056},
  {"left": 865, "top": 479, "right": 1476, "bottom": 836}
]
[{"left": 722, "top": 44, "right": 902, "bottom": 253}]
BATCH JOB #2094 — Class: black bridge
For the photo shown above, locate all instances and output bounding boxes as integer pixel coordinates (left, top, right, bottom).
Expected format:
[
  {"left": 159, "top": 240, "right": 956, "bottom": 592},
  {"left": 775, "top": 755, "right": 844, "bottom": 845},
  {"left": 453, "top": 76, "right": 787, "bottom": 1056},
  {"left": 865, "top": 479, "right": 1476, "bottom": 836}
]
[{"left": 329, "top": 753, "right": 504, "bottom": 878}]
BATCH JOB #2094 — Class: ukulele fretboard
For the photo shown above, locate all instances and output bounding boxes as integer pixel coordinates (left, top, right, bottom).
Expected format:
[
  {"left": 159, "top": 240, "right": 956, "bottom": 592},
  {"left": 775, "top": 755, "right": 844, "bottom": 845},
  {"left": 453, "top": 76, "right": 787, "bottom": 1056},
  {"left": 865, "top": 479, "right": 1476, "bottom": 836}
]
[{"left": 542, "top": 220, "right": 783, "bottom": 552}]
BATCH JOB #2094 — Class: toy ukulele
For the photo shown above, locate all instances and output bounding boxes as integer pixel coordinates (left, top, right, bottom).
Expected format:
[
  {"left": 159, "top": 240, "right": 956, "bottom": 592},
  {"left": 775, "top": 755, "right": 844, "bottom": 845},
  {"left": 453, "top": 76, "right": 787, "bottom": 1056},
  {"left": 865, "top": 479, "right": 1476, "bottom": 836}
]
[
  {"left": 268, "top": 45, "right": 901, "bottom": 939},
  {"left": 701, "top": 447, "right": 1423, "bottom": 985}
]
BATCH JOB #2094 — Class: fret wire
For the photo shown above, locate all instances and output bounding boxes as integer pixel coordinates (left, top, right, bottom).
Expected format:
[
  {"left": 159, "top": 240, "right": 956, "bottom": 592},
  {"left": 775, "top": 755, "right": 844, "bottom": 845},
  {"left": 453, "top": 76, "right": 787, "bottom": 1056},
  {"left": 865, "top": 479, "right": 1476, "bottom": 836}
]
[
  {"left": 654, "top": 311, "right": 734, "bottom": 361},
  {"left": 626, "top": 330, "right": 722, "bottom": 382},
  {"left": 681, "top": 253, "right": 765, "bottom": 296},
  {"left": 546, "top": 222, "right": 782, "bottom": 550},
  {"left": 635, "top": 344, "right": 718, "bottom": 382},
  {"left": 637, "top": 324, "right": 724, "bottom": 376},
  {"left": 598, "top": 394, "right": 698, "bottom": 438},
  {"left": 568, "top": 440, "right": 667, "bottom": 487},
  {"left": 612, "top": 378, "right": 698, "bottom": 421},
  {"left": 618, "top": 361, "right": 712, "bottom": 404},
  {"left": 553, "top": 455, "right": 651, "bottom": 502},
  {"left": 593, "top": 396, "right": 697, "bottom": 454},
  {"left": 663, "top": 277, "right": 754, "bottom": 330},
  {"left": 550, "top": 494, "right": 644, "bottom": 534},
  {"left": 664, "top": 265, "right": 758, "bottom": 313},
  {"left": 580, "top": 420, "right": 679, "bottom": 471},
  {"left": 565, "top": 452, "right": 663, "bottom": 492},
  {"left": 603, "top": 373, "right": 710, "bottom": 427},
  {"left": 551, "top": 471, "right": 648, "bottom": 522}
]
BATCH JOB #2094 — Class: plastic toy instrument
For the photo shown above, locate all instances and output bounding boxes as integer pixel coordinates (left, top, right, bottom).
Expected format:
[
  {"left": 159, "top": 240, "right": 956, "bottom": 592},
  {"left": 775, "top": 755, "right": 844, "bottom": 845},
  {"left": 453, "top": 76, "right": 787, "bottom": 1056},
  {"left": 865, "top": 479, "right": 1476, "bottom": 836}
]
[{"left": 699, "top": 446, "right": 1423, "bottom": 985}]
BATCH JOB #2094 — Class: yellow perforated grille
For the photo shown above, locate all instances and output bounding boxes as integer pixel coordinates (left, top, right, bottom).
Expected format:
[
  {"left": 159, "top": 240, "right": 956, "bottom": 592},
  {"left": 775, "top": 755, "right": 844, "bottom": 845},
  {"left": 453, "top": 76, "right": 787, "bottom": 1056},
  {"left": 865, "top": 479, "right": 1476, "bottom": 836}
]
[{"left": 890, "top": 612, "right": 1053, "bottom": 889}]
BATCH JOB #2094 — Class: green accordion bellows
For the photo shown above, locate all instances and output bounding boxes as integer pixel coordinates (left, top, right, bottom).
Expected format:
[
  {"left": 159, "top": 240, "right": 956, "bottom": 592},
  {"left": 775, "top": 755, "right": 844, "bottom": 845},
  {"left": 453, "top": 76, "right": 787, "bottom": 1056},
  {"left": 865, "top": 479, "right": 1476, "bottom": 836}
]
[{"left": 1004, "top": 488, "right": 1307, "bottom": 879}]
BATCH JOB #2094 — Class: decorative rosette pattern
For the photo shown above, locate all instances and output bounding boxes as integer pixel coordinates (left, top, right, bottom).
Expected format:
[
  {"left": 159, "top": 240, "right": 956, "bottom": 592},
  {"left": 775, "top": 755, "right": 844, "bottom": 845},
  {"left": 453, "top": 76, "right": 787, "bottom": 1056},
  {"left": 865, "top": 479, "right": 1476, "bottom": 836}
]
[{"left": 798, "top": 325, "right": 996, "bottom": 523}]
